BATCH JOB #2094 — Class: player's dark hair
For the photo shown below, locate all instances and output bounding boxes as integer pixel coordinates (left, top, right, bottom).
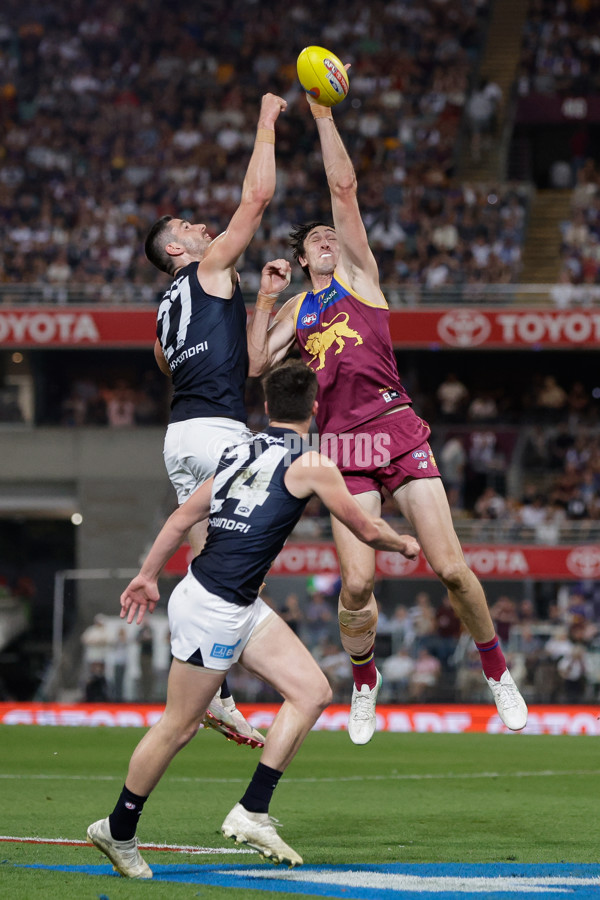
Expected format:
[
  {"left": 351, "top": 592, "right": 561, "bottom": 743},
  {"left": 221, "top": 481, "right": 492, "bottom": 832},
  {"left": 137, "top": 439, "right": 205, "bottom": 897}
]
[
  {"left": 144, "top": 215, "right": 177, "bottom": 275},
  {"left": 262, "top": 362, "right": 317, "bottom": 423},
  {"left": 289, "top": 221, "right": 334, "bottom": 278}
]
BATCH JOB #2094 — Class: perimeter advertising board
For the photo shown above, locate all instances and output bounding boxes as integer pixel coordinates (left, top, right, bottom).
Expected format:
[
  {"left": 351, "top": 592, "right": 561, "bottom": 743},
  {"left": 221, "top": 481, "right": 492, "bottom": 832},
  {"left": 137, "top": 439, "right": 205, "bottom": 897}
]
[{"left": 2, "top": 308, "right": 600, "bottom": 349}]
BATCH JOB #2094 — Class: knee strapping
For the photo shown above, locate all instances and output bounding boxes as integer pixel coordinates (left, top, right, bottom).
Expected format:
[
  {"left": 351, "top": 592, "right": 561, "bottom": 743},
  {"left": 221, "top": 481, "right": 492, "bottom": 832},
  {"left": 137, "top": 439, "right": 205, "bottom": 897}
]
[{"left": 338, "top": 594, "right": 378, "bottom": 656}]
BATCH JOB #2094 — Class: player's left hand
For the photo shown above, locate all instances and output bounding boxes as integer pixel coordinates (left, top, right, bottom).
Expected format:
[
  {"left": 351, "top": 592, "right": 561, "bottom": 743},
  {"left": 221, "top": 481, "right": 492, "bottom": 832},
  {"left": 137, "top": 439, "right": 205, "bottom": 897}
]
[
  {"left": 398, "top": 535, "right": 420, "bottom": 560},
  {"left": 120, "top": 575, "right": 160, "bottom": 625}
]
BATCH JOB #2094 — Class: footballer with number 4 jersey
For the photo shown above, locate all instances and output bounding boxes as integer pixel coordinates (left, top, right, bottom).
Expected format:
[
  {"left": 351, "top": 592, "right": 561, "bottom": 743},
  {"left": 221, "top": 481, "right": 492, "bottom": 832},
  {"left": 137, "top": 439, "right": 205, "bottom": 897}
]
[
  {"left": 247, "top": 89, "right": 528, "bottom": 744},
  {"left": 87, "top": 363, "right": 419, "bottom": 876}
]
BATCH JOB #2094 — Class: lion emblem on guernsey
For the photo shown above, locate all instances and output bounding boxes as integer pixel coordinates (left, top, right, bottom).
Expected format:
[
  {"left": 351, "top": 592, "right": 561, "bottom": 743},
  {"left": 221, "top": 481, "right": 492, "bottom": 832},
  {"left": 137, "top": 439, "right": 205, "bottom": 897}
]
[{"left": 304, "top": 312, "right": 363, "bottom": 370}]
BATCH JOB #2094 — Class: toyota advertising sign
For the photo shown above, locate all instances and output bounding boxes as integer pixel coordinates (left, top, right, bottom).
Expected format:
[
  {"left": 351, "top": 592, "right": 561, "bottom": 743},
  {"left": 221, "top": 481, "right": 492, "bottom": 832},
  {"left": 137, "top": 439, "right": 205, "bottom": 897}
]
[
  {"left": 163, "top": 542, "right": 600, "bottom": 580},
  {"left": 2, "top": 307, "right": 600, "bottom": 349}
]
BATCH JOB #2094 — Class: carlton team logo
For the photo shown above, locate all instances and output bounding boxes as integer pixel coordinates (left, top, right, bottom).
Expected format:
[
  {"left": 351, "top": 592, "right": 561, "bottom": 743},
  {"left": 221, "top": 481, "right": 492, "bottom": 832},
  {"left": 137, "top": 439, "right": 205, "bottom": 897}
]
[
  {"left": 566, "top": 546, "right": 600, "bottom": 578},
  {"left": 304, "top": 313, "right": 363, "bottom": 370},
  {"left": 437, "top": 310, "right": 492, "bottom": 347}
]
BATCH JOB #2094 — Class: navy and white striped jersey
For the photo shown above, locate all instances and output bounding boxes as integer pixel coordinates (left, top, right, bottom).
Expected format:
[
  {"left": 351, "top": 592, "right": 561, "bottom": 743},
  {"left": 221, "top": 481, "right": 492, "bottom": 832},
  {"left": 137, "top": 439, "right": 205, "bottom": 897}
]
[
  {"left": 191, "top": 427, "right": 311, "bottom": 606},
  {"left": 156, "top": 262, "right": 248, "bottom": 424}
]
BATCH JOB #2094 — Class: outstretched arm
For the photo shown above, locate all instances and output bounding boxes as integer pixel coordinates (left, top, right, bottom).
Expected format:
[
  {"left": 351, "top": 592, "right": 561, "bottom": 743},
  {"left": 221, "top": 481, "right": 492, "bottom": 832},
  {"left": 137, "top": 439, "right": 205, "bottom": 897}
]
[
  {"left": 307, "top": 94, "right": 383, "bottom": 302},
  {"left": 285, "top": 453, "right": 420, "bottom": 557},
  {"left": 202, "top": 93, "right": 287, "bottom": 277},
  {"left": 247, "top": 259, "right": 298, "bottom": 376},
  {"left": 120, "top": 480, "right": 213, "bottom": 625}
]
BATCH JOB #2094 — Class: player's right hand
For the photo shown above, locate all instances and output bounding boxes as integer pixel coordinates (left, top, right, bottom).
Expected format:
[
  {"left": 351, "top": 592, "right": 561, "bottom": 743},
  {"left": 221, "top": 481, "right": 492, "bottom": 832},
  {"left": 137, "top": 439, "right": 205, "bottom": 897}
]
[
  {"left": 120, "top": 575, "right": 160, "bottom": 625},
  {"left": 260, "top": 93, "right": 288, "bottom": 125}
]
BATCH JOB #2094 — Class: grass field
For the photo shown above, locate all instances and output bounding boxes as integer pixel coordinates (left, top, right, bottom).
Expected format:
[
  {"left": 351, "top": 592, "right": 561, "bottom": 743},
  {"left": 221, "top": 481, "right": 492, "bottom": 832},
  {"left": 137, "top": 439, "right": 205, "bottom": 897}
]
[{"left": 2, "top": 723, "right": 600, "bottom": 899}]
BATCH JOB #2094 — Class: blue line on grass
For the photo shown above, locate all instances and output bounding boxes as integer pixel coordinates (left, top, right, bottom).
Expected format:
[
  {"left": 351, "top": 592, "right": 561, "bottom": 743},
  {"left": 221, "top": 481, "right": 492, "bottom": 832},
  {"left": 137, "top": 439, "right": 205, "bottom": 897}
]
[{"left": 20, "top": 862, "right": 600, "bottom": 898}]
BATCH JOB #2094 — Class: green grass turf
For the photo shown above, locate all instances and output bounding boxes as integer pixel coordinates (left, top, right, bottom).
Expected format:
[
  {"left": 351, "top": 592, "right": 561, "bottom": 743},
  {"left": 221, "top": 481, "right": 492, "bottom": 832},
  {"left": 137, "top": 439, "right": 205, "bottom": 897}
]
[{"left": 1, "top": 724, "right": 600, "bottom": 898}]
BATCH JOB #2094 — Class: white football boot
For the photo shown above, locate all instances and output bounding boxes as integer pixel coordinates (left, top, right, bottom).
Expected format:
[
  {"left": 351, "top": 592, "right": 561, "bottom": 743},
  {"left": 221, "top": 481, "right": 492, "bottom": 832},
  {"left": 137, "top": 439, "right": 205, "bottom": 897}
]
[
  {"left": 221, "top": 802, "right": 303, "bottom": 867},
  {"left": 485, "top": 669, "right": 528, "bottom": 731},
  {"left": 348, "top": 669, "right": 383, "bottom": 745},
  {"left": 87, "top": 817, "right": 152, "bottom": 879}
]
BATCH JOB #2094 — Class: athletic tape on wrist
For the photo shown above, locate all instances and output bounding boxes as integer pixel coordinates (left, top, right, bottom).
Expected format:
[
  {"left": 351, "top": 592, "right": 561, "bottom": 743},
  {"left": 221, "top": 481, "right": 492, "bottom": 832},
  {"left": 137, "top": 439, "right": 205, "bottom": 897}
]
[
  {"left": 255, "top": 291, "right": 278, "bottom": 310},
  {"left": 311, "top": 105, "right": 333, "bottom": 119},
  {"left": 255, "top": 128, "right": 275, "bottom": 144}
]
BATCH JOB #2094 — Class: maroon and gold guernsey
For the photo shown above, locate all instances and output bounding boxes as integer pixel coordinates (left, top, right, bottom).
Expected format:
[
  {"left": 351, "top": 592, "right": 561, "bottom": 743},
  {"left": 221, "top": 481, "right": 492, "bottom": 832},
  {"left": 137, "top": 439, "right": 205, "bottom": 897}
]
[{"left": 294, "top": 272, "right": 411, "bottom": 434}]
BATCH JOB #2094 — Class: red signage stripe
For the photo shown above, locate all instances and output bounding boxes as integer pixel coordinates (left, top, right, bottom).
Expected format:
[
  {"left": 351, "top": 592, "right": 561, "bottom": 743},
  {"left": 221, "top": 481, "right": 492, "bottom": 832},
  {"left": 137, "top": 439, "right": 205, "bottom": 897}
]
[
  {"left": 163, "top": 542, "right": 600, "bottom": 580},
  {"left": 2, "top": 308, "right": 600, "bottom": 348},
  {"left": 2, "top": 702, "right": 600, "bottom": 735}
]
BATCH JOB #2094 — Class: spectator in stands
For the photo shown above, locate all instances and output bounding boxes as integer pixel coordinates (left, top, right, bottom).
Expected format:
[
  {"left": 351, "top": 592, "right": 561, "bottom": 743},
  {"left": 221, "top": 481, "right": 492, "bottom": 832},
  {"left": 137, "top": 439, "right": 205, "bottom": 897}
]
[
  {"left": 279, "top": 592, "right": 304, "bottom": 638},
  {"left": 522, "top": 427, "right": 551, "bottom": 470},
  {"left": 81, "top": 614, "right": 111, "bottom": 679},
  {"left": 304, "top": 591, "right": 335, "bottom": 648},
  {"left": 106, "top": 380, "right": 136, "bottom": 427},
  {"left": 409, "top": 647, "right": 442, "bottom": 701},
  {"left": 519, "top": 491, "right": 548, "bottom": 529},
  {"left": 386, "top": 604, "right": 416, "bottom": 652},
  {"left": 467, "top": 390, "right": 499, "bottom": 422},
  {"left": 408, "top": 591, "right": 437, "bottom": 654},
  {"left": 517, "top": 624, "right": 545, "bottom": 688},
  {"left": 490, "top": 595, "right": 519, "bottom": 645},
  {"left": 314, "top": 639, "right": 352, "bottom": 700},
  {"left": 455, "top": 644, "right": 489, "bottom": 702},
  {"left": 535, "top": 375, "right": 568, "bottom": 420},
  {"left": 566, "top": 381, "right": 592, "bottom": 424},
  {"left": 465, "top": 78, "right": 501, "bottom": 162},
  {"left": 433, "top": 594, "right": 462, "bottom": 669},
  {"left": 556, "top": 640, "right": 587, "bottom": 703},
  {"left": 436, "top": 372, "right": 469, "bottom": 421},
  {"left": 380, "top": 647, "right": 415, "bottom": 702},
  {"left": 109, "top": 627, "right": 130, "bottom": 703},
  {"left": 438, "top": 436, "right": 467, "bottom": 512},
  {"left": 84, "top": 661, "right": 111, "bottom": 703},
  {"left": 474, "top": 485, "right": 507, "bottom": 520},
  {"left": 136, "top": 624, "right": 154, "bottom": 703}
]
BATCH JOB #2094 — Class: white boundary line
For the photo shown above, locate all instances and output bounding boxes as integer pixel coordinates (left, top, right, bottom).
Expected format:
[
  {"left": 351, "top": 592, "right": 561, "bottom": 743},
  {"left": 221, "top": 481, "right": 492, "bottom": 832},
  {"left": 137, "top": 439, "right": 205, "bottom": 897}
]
[
  {"left": 0, "top": 835, "right": 252, "bottom": 854},
  {"left": 1, "top": 768, "right": 600, "bottom": 784}
]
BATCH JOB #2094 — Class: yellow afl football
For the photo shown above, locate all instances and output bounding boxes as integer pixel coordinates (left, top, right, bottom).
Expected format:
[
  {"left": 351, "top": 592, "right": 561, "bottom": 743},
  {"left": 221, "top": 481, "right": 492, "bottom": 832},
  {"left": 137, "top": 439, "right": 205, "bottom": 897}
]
[{"left": 296, "top": 46, "right": 349, "bottom": 107}]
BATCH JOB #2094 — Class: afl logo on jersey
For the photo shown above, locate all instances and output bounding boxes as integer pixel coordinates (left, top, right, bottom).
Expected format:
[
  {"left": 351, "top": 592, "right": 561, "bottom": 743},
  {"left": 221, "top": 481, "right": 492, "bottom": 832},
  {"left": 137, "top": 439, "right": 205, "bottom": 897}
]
[
  {"left": 412, "top": 450, "right": 428, "bottom": 460},
  {"left": 302, "top": 312, "right": 317, "bottom": 326}
]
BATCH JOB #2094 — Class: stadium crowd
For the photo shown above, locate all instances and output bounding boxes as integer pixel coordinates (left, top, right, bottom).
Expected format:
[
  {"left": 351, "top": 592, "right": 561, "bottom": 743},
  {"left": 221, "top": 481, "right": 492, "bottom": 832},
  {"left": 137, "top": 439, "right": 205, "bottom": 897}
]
[
  {"left": 74, "top": 578, "right": 600, "bottom": 708},
  {"left": 555, "top": 159, "right": 600, "bottom": 294},
  {"left": 517, "top": 0, "right": 600, "bottom": 98},
  {"left": 0, "top": 0, "right": 532, "bottom": 301}
]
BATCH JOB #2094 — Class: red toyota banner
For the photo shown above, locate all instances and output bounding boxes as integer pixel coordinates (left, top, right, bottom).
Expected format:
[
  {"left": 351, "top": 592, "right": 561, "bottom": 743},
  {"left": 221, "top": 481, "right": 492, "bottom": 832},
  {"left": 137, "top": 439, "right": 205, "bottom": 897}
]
[
  {"left": 163, "top": 542, "right": 600, "bottom": 580},
  {"left": 2, "top": 702, "right": 599, "bottom": 735},
  {"left": 2, "top": 307, "right": 600, "bottom": 348},
  {"left": 386, "top": 307, "right": 600, "bottom": 348},
  {"left": 0, "top": 307, "right": 157, "bottom": 347}
]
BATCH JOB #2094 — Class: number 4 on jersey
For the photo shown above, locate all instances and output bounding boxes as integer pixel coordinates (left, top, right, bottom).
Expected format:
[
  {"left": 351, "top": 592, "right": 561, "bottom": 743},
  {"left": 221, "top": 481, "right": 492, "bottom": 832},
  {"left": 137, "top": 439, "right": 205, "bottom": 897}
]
[
  {"left": 210, "top": 444, "right": 287, "bottom": 516},
  {"left": 226, "top": 444, "right": 289, "bottom": 517}
]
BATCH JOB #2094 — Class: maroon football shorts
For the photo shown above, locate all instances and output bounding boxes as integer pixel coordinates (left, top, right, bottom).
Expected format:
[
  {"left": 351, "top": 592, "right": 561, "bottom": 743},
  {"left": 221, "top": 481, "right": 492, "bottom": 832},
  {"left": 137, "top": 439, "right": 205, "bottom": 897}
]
[{"left": 320, "top": 406, "right": 438, "bottom": 497}]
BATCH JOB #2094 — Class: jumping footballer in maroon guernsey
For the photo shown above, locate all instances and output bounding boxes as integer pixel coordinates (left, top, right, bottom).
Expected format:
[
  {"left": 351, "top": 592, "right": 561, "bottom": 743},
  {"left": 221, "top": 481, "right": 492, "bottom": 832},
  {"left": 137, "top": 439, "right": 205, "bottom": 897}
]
[{"left": 247, "top": 93, "right": 527, "bottom": 743}]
